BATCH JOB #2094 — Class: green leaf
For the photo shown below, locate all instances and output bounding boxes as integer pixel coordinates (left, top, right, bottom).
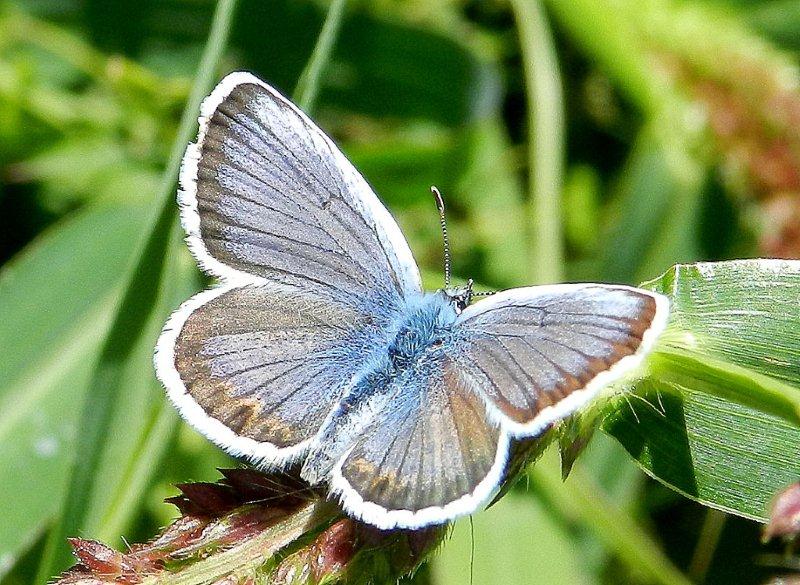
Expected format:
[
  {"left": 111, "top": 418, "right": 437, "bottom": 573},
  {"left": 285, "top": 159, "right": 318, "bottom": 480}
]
[
  {"left": 742, "top": 0, "right": 800, "bottom": 49},
  {"left": 228, "top": 0, "right": 500, "bottom": 127},
  {"left": 325, "top": 11, "right": 499, "bottom": 126},
  {"left": 8, "top": 136, "right": 126, "bottom": 197},
  {"left": 650, "top": 260, "right": 800, "bottom": 389},
  {"left": 9, "top": 136, "right": 161, "bottom": 210},
  {"left": 0, "top": 202, "right": 151, "bottom": 576},
  {"left": 604, "top": 259, "right": 800, "bottom": 521}
]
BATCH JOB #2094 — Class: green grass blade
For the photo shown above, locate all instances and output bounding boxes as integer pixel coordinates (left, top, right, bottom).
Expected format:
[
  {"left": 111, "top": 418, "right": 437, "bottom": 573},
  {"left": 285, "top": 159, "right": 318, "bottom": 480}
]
[
  {"left": 510, "top": 0, "right": 565, "bottom": 284},
  {"left": 34, "top": 189, "right": 175, "bottom": 585},
  {"left": 33, "top": 1, "right": 239, "bottom": 581},
  {"left": 0, "top": 203, "right": 152, "bottom": 577},
  {"left": 293, "top": 0, "right": 347, "bottom": 112},
  {"left": 87, "top": 232, "right": 200, "bottom": 544},
  {"left": 530, "top": 449, "right": 693, "bottom": 585},
  {"left": 94, "top": 399, "right": 179, "bottom": 542}
]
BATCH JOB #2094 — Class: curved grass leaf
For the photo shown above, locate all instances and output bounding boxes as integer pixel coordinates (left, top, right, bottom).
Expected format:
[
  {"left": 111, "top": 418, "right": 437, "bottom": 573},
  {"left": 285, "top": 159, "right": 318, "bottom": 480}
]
[
  {"left": 0, "top": 202, "right": 151, "bottom": 577},
  {"left": 33, "top": 1, "right": 240, "bottom": 580},
  {"left": 604, "top": 259, "right": 800, "bottom": 521}
]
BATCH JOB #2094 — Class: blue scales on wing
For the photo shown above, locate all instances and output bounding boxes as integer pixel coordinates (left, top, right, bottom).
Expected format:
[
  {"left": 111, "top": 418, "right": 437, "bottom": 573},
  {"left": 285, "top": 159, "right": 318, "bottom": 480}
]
[
  {"left": 332, "top": 352, "right": 508, "bottom": 529},
  {"left": 157, "top": 73, "right": 423, "bottom": 464},
  {"left": 322, "top": 293, "right": 510, "bottom": 529}
]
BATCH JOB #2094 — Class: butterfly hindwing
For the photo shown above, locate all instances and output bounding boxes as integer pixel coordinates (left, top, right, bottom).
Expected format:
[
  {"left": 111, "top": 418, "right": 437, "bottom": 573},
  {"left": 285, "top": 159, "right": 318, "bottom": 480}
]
[
  {"left": 331, "top": 354, "right": 510, "bottom": 529},
  {"left": 451, "top": 284, "right": 670, "bottom": 436}
]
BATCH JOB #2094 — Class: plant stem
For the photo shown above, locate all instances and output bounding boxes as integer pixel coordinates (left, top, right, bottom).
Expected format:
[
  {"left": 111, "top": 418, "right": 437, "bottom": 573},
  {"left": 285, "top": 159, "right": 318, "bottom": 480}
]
[
  {"left": 145, "top": 502, "right": 333, "bottom": 585},
  {"left": 688, "top": 509, "right": 727, "bottom": 583},
  {"left": 510, "top": 0, "right": 565, "bottom": 284},
  {"left": 293, "top": 0, "right": 348, "bottom": 112}
]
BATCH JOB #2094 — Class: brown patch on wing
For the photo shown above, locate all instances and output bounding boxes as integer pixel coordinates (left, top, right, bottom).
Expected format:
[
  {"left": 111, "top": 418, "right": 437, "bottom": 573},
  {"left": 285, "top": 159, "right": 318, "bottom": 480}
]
[
  {"left": 174, "top": 318, "right": 309, "bottom": 447},
  {"left": 170, "top": 286, "right": 370, "bottom": 448}
]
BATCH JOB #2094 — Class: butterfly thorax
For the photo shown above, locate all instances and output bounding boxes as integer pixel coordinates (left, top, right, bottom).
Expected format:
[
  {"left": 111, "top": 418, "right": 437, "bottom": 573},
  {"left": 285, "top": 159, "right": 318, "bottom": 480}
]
[
  {"left": 386, "top": 292, "right": 458, "bottom": 369},
  {"left": 300, "top": 292, "right": 459, "bottom": 485}
]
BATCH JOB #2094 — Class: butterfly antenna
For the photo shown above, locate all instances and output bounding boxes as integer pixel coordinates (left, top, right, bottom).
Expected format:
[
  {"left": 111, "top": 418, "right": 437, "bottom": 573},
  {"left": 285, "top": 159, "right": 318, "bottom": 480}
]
[{"left": 431, "top": 186, "right": 452, "bottom": 289}]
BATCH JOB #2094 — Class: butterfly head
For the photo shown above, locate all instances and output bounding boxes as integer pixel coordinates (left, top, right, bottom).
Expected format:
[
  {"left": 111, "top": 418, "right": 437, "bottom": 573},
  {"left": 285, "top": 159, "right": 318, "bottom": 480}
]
[
  {"left": 430, "top": 188, "right": 494, "bottom": 313},
  {"left": 442, "top": 278, "right": 474, "bottom": 314}
]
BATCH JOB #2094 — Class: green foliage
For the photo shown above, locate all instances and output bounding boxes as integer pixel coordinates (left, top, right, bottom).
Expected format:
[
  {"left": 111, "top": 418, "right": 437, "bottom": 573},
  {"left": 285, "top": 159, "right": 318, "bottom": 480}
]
[
  {"left": 0, "top": 202, "right": 152, "bottom": 564},
  {"left": 2, "top": 0, "right": 800, "bottom": 584},
  {"left": 606, "top": 260, "right": 800, "bottom": 521}
]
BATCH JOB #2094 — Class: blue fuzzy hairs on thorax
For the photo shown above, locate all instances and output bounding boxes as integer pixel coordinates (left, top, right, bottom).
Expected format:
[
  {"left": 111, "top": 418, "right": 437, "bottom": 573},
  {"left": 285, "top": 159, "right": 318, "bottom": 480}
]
[
  {"left": 386, "top": 292, "right": 459, "bottom": 369},
  {"left": 299, "top": 292, "right": 460, "bottom": 484}
]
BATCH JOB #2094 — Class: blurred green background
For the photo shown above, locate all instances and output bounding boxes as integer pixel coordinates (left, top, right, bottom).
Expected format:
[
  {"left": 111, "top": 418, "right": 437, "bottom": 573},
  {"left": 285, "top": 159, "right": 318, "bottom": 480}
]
[{"left": 1, "top": 0, "right": 799, "bottom": 583}]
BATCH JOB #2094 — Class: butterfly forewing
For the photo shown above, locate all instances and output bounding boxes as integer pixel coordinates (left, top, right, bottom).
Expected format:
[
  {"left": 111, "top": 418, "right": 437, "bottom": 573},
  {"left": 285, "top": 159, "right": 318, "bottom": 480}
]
[
  {"left": 452, "top": 284, "right": 669, "bottom": 437},
  {"left": 181, "top": 72, "right": 421, "bottom": 304}
]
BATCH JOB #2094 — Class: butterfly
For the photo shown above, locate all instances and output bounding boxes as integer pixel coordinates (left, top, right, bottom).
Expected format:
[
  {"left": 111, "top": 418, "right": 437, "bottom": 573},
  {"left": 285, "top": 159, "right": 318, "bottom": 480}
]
[{"left": 155, "top": 72, "right": 670, "bottom": 530}]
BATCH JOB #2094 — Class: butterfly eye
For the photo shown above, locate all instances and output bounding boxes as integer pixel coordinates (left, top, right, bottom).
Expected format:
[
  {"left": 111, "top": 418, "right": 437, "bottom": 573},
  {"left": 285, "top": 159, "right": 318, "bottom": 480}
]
[{"left": 431, "top": 339, "right": 444, "bottom": 347}]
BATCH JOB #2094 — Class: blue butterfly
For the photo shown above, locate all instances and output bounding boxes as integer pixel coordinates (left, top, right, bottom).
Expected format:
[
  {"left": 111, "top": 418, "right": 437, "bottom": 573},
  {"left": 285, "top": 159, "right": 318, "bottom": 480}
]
[{"left": 155, "top": 72, "right": 669, "bottom": 530}]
